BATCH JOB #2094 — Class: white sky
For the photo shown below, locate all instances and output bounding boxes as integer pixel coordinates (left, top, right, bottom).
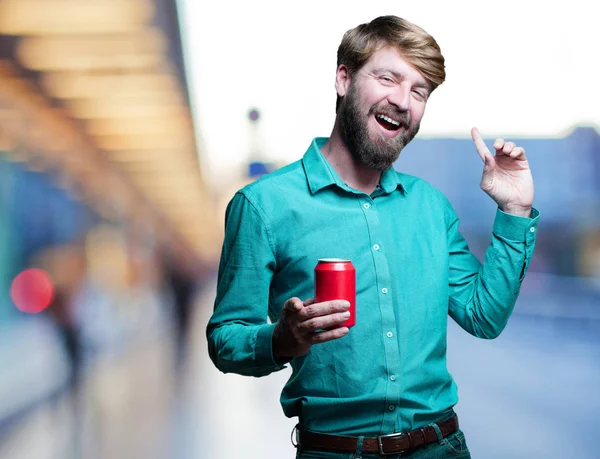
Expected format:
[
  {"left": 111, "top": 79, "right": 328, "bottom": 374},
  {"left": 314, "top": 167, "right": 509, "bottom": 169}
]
[{"left": 177, "top": 0, "right": 599, "bottom": 188}]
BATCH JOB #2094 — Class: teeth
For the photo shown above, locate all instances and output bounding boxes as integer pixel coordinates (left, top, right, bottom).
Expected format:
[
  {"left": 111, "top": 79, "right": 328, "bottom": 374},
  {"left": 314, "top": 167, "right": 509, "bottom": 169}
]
[{"left": 376, "top": 114, "right": 400, "bottom": 126}]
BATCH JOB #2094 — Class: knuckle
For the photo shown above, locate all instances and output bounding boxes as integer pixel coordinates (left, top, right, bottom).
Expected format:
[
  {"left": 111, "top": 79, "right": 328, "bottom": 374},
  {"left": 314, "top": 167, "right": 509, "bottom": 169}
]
[
  {"left": 323, "top": 318, "right": 335, "bottom": 329},
  {"left": 312, "top": 332, "right": 325, "bottom": 343},
  {"left": 295, "top": 321, "right": 307, "bottom": 333},
  {"left": 305, "top": 318, "right": 319, "bottom": 330}
]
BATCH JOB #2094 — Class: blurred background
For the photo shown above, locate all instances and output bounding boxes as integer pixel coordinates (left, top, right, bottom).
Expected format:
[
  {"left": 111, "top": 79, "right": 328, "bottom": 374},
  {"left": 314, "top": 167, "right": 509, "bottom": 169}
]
[{"left": 0, "top": 1, "right": 598, "bottom": 458}]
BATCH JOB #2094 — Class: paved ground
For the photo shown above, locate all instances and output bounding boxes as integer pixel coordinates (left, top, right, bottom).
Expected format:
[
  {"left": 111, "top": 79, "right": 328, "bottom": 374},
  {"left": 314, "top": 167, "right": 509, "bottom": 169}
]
[{"left": 1, "top": 279, "right": 598, "bottom": 459}]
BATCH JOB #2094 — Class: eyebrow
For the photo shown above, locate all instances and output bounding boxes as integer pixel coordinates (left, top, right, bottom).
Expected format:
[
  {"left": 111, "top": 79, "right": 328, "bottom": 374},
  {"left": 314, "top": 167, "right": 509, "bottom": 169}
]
[{"left": 372, "top": 67, "right": 430, "bottom": 91}]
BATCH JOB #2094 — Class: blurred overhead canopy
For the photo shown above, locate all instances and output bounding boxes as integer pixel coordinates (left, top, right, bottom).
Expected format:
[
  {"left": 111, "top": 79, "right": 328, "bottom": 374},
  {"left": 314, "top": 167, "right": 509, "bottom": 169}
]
[{"left": 0, "top": 0, "right": 219, "bottom": 270}]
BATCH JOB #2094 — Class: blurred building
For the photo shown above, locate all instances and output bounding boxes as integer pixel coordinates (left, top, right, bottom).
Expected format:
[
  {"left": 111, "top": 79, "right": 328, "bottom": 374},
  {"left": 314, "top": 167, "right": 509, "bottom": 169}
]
[
  {"left": 397, "top": 126, "right": 600, "bottom": 279},
  {"left": 0, "top": 0, "right": 219, "bottom": 439}
]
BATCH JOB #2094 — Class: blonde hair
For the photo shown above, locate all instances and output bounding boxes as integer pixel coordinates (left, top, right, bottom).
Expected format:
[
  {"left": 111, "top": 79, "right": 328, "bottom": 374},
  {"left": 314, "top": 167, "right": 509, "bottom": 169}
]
[{"left": 336, "top": 15, "right": 446, "bottom": 110}]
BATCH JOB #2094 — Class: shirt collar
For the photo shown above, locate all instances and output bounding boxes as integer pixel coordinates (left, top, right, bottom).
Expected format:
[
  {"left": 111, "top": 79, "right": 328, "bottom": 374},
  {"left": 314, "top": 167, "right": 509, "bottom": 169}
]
[
  {"left": 302, "top": 137, "right": 406, "bottom": 195},
  {"left": 379, "top": 165, "right": 405, "bottom": 194}
]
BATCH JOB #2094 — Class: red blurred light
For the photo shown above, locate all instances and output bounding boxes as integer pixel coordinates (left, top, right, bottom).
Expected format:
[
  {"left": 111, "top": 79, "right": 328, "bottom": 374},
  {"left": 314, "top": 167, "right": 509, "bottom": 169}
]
[{"left": 10, "top": 268, "right": 55, "bottom": 314}]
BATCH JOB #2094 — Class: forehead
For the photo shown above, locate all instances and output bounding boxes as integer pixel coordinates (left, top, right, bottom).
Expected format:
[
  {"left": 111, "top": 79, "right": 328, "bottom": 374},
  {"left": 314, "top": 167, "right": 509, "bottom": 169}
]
[{"left": 360, "top": 45, "right": 427, "bottom": 83}]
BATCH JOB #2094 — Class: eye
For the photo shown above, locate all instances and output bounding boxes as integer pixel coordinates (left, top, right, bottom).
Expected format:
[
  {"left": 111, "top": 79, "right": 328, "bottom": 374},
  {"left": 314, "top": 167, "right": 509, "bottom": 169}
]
[
  {"left": 379, "top": 76, "right": 394, "bottom": 85},
  {"left": 412, "top": 89, "right": 427, "bottom": 101}
]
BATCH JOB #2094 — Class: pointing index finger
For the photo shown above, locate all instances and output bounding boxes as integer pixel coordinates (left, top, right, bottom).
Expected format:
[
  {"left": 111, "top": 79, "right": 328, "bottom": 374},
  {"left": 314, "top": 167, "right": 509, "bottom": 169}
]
[{"left": 471, "top": 127, "right": 490, "bottom": 163}]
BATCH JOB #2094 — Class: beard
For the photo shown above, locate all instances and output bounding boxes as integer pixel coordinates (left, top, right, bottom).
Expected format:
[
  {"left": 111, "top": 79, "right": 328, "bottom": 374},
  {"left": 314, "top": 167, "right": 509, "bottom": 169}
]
[{"left": 339, "top": 83, "right": 420, "bottom": 171}]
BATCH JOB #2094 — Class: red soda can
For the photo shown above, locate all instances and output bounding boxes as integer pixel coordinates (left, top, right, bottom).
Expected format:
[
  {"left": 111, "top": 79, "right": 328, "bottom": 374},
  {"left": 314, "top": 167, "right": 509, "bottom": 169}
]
[{"left": 314, "top": 258, "right": 356, "bottom": 328}]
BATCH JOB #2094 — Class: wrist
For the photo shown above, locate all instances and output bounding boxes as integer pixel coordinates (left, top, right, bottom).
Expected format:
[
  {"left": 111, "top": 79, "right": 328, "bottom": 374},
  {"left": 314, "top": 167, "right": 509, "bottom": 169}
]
[
  {"left": 272, "top": 324, "right": 293, "bottom": 364},
  {"left": 499, "top": 204, "right": 532, "bottom": 218}
]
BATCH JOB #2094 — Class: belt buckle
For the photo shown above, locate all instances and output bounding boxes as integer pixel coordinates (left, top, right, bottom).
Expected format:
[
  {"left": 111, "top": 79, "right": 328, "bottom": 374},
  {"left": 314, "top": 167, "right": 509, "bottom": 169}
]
[{"left": 377, "top": 431, "right": 408, "bottom": 456}]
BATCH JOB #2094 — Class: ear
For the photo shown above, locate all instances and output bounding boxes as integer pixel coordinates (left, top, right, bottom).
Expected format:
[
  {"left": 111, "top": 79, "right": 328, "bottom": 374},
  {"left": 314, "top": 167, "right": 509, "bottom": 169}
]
[{"left": 335, "top": 64, "right": 351, "bottom": 98}]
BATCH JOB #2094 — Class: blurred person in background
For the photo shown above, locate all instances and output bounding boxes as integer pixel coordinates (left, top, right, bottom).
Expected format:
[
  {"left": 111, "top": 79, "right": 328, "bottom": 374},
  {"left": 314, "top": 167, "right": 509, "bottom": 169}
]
[
  {"left": 207, "top": 15, "right": 539, "bottom": 459},
  {"left": 35, "top": 243, "right": 87, "bottom": 393},
  {"left": 33, "top": 243, "right": 88, "bottom": 458},
  {"left": 164, "top": 261, "right": 197, "bottom": 370}
]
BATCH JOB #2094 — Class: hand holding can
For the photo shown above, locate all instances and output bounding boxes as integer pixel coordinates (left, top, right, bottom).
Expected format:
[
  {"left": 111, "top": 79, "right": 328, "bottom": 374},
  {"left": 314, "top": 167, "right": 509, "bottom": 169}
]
[
  {"left": 314, "top": 259, "right": 356, "bottom": 328},
  {"left": 272, "top": 297, "right": 350, "bottom": 361}
]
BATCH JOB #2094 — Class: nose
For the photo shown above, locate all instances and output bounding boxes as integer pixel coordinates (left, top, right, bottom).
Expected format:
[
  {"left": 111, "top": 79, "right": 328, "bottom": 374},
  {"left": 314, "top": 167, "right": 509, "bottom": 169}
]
[{"left": 387, "top": 83, "right": 411, "bottom": 112}]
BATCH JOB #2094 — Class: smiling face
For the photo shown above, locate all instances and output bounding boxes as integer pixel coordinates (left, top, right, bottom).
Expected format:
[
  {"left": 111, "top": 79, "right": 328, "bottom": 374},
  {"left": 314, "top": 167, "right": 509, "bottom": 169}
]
[{"left": 336, "top": 45, "right": 430, "bottom": 171}]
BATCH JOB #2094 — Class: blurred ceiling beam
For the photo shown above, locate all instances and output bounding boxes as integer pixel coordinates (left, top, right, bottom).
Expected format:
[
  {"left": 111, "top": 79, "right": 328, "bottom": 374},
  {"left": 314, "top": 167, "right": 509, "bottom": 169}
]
[
  {"left": 87, "top": 118, "right": 190, "bottom": 137},
  {"left": 0, "top": 0, "right": 154, "bottom": 35},
  {"left": 0, "top": 0, "right": 220, "bottom": 273},
  {"left": 42, "top": 71, "right": 179, "bottom": 100}
]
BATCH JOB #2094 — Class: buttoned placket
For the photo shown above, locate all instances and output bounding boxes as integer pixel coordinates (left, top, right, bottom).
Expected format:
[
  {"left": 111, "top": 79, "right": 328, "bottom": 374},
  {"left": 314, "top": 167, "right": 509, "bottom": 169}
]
[{"left": 359, "top": 194, "right": 400, "bottom": 432}]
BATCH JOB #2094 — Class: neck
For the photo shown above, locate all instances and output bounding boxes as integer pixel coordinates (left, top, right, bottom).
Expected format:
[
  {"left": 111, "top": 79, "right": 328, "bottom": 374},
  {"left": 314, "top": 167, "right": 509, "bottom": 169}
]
[{"left": 321, "top": 121, "right": 382, "bottom": 195}]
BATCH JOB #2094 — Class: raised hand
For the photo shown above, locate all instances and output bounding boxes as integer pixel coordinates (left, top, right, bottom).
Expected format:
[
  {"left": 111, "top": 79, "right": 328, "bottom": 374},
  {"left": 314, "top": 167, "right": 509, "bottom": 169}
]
[
  {"left": 272, "top": 297, "right": 350, "bottom": 362},
  {"left": 471, "top": 127, "right": 534, "bottom": 217}
]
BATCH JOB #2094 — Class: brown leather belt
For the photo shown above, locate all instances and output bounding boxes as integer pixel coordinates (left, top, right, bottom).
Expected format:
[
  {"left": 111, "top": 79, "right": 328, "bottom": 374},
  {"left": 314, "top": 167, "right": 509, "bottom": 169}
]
[{"left": 296, "top": 416, "right": 459, "bottom": 456}]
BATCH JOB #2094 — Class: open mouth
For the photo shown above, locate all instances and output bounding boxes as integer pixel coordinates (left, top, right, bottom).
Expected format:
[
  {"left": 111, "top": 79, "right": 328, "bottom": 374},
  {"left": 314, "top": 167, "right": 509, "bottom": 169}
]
[{"left": 375, "top": 113, "right": 402, "bottom": 132}]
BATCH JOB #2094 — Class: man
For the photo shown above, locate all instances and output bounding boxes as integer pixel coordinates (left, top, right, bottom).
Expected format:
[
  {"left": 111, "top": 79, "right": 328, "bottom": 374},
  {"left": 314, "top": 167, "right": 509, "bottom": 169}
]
[{"left": 207, "top": 15, "right": 539, "bottom": 458}]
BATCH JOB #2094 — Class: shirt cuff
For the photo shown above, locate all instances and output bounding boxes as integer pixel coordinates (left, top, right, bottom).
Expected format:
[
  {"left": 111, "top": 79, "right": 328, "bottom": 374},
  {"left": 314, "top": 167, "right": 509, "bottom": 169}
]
[
  {"left": 493, "top": 207, "right": 540, "bottom": 242},
  {"left": 255, "top": 322, "right": 287, "bottom": 368}
]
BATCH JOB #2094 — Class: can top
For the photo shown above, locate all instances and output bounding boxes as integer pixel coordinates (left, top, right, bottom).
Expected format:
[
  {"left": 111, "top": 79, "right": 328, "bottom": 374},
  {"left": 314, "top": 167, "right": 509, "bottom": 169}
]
[{"left": 318, "top": 258, "right": 351, "bottom": 263}]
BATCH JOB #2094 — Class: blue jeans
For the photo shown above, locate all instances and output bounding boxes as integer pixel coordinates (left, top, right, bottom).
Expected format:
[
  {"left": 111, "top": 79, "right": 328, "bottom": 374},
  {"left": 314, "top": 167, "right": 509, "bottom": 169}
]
[{"left": 296, "top": 426, "right": 470, "bottom": 459}]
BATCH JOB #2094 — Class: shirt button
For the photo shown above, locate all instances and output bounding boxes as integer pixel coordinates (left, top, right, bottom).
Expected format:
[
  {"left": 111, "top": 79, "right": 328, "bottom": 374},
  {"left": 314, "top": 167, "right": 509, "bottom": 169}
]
[
  {"left": 388, "top": 405, "right": 395, "bottom": 411},
  {"left": 386, "top": 332, "right": 393, "bottom": 338},
  {"left": 382, "top": 288, "right": 388, "bottom": 294},
  {"left": 390, "top": 375, "right": 396, "bottom": 381},
  {"left": 530, "top": 227, "right": 536, "bottom": 233},
  {"left": 363, "top": 203, "right": 371, "bottom": 209},
  {"left": 373, "top": 244, "right": 380, "bottom": 251}
]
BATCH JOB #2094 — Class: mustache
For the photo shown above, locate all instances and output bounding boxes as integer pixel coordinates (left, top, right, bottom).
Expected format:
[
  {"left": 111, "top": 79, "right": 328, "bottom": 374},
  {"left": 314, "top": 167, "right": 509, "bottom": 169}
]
[{"left": 368, "top": 104, "right": 411, "bottom": 128}]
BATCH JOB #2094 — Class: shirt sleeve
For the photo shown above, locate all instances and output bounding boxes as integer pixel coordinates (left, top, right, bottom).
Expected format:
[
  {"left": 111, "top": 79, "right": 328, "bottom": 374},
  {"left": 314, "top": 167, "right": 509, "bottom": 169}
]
[
  {"left": 445, "top": 200, "right": 540, "bottom": 339},
  {"left": 206, "top": 191, "right": 287, "bottom": 376}
]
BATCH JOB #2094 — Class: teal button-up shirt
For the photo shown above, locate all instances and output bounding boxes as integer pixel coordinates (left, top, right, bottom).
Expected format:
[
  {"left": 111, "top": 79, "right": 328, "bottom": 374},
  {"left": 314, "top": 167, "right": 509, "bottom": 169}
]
[{"left": 207, "top": 137, "right": 539, "bottom": 436}]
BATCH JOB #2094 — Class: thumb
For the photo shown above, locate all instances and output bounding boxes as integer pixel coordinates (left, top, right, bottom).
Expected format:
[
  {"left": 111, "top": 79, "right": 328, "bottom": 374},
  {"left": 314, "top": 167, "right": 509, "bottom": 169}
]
[
  {"left": 481, "top": 154, "right": 496, "bottom": 191},
  {"left": 284, "top": 297, "right": 304, "bottom": 313},
  {"left": 483, "top": 153, "right": 496, "bottom": 172}
]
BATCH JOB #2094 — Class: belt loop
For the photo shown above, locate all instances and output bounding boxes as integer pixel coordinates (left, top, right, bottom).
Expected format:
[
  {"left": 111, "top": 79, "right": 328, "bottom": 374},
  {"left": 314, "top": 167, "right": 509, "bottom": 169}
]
[
  {"left": 354, "top": 435, "right": 365, "bottom": 457},
  {"left": 291, "top": 424, "right": 299, "bottom": 448},
  {"left": 429, "top": 422, "right": 443, "bottom": 442}
]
